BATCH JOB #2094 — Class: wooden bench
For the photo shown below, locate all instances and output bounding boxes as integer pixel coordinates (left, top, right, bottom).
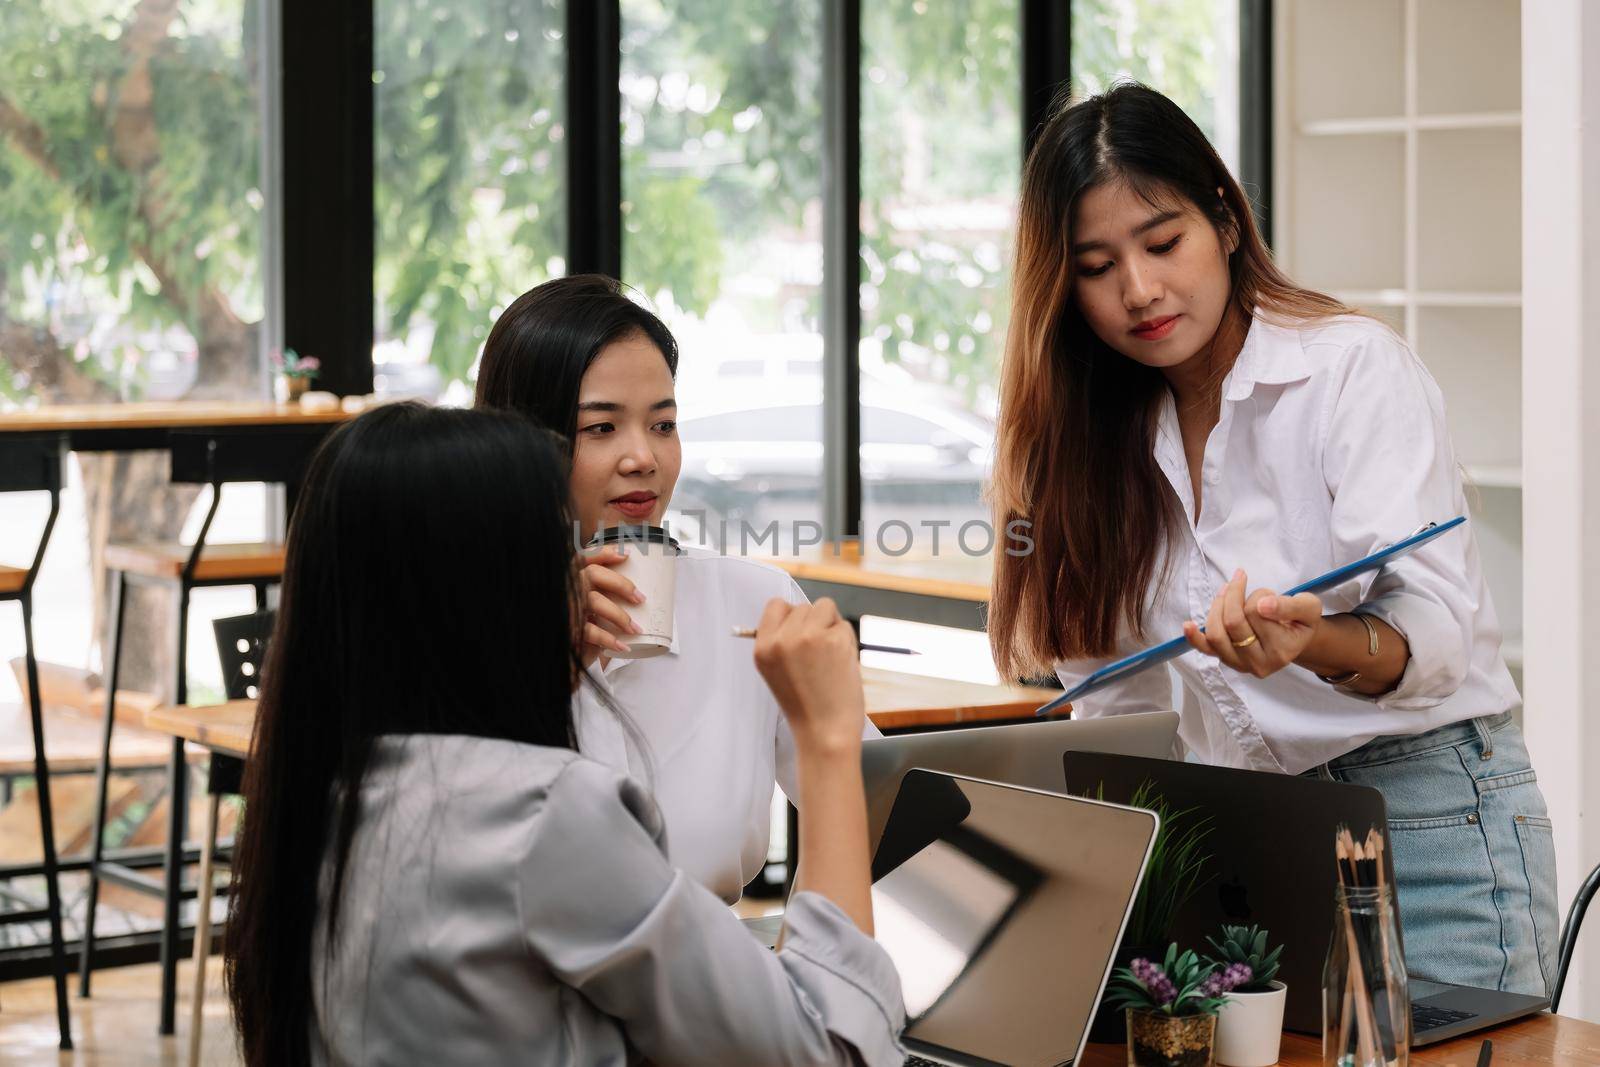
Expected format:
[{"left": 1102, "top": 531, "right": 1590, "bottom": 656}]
[
  {"left": 0, "top": 775, "right": 140, "bottom": 865},
  {"left": 0, "top": 700, "right": 180, "bottom": 780},
  {"left": 0, "top": 665, "right": 211, "bottom": 880}
]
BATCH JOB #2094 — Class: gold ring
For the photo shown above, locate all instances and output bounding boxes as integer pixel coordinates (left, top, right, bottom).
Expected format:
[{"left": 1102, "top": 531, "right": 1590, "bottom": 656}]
[{"left": 1231, "top": 633, "right": 1259, "bottom": 649}]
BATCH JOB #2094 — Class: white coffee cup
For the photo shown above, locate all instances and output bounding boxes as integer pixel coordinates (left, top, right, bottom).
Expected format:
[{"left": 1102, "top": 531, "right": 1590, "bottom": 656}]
[
  {"left": 584, "top": 525, "right": 682, "bottom": 659},
  {"left": 298, "top": 390, "right": 340, "bottom": 413}
]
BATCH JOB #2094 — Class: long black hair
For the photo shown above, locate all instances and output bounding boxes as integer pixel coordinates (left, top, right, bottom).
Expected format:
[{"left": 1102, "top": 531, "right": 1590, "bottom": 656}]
[
  {"left": 225, "top": 403, "right": 592, "bottom": 1067},
  {"left": 475, "top": 273, "right": 678, "bottom": 435}
]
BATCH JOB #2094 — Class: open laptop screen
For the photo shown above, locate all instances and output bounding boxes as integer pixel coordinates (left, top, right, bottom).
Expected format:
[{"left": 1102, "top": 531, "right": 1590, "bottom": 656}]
[{"left": 871, "top": 771, "right": 1157, "bottom": 1067}]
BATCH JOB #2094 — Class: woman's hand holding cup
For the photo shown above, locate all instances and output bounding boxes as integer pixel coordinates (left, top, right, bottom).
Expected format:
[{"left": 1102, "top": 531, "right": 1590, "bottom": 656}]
[
  {"left": 752, "top": 597, "right": 866, "bottom": 758},
  {"left": 577, "top": 546, "right": 644, "bottom": 667}
]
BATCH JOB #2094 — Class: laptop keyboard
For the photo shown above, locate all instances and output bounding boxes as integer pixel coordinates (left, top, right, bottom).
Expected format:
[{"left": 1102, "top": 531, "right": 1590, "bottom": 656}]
[
  {"left": 904, "top": 1057, "right": 944, "bottom": 1066},
  {"left": 1412, "top": 1002, "right": 1477, "bottom": 1033}
]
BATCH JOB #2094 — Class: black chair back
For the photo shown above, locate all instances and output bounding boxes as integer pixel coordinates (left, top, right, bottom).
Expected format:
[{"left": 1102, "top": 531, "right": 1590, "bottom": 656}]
[
  {"left": 169, "top": 426, "right": 332, "bottom": 486},
  {"left": 0, "top": 434, "right": 66, "bottom": 493},
  {"left": 213, "top": 611, "right": 276, "bottom": 702},
  {"left": 1553, "top": 861, "right": 1600, "bottom": 1012},
  {"left": 170, "top": 426, "right": 332, "bottom": 577},
  {"left": 0, "top": 434, "right": 66, "bottom": 593}
]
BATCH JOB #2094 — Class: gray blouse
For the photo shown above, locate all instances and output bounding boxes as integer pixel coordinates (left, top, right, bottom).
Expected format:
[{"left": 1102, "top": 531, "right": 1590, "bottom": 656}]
[{"left": 309, "top": 734, "right": 906, "bottom": 1066}]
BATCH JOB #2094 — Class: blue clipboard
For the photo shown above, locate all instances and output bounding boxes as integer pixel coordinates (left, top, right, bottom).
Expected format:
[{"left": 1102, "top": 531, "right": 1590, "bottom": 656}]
[{"left": 1035, "top": 516, "right": 1467, "bottom": 716}]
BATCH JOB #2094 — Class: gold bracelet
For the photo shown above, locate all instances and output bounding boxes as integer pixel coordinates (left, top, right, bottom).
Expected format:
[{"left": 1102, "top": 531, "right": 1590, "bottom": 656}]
[
  {"left": 1353, "top": 612, "right": 1380, "bottom": 657},
  {"left": 1317, "top": 613, "right": 1381, "bottom": 687}
]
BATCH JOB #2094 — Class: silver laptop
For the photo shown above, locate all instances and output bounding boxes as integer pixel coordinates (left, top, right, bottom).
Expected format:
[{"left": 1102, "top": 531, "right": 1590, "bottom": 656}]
[
  {"left": 873, "top": 769, "right": 1158, "bottom": 1066},
  {"left": 861, "top": 711, "right": 1179, "bottom": 851}
]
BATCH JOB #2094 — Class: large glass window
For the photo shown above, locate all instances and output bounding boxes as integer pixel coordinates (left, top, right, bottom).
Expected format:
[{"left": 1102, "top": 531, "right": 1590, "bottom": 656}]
[
  {"left": 0, "top": 2, "right": 267, "bottom": 410},
  {"left": 0, "top": 0, "right": 269, "bottom": 945},
  {"left": 0, "top": 0, "right": 269, "bottom": 707},
  {"left": 858, "top": 0, "right": 1020, "bottom": 557},
  {"left": 374, "top": 0, "right": 567, "bottom": 403},
  {"left": 621, "top": 0, "right": 825, "bottom": 554},
  {"left": 1071, "top": 0, "right": 1241, "bottom": 174}
]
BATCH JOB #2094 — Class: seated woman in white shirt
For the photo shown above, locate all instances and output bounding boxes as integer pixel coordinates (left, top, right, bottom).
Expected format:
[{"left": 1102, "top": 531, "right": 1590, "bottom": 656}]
[
  {"left": 986, "top": 84, "right": 1556, "bottom": 996},
  {"left": 475, "top": 275, "right": 878, "bottom": 902},
  {"left": 224, "top": 402, "right": 905, "bottom": 1067}
]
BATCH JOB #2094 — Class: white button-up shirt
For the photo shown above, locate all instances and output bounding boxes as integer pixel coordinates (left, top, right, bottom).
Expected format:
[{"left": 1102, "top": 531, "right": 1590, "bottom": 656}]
[
  {"left": 576, "top": 547, "right": 879, "bottom": 902},
  {"left": 1059, "top": 314, "right": 1521, "bottom": 774}
]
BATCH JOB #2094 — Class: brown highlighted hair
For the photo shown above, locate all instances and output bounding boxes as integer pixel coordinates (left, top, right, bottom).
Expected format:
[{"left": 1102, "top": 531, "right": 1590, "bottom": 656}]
[{"left": 988, "top": 83, "right": 1353, "bottom": 679}]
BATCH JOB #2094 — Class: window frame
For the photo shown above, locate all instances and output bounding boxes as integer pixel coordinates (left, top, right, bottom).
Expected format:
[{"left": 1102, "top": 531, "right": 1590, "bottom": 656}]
[
  {"left": 311, "top": 0, "right": 1273, "bottom": 536},
  {"left": 284, "top": 0, "right": 375, "bottom": 397}
]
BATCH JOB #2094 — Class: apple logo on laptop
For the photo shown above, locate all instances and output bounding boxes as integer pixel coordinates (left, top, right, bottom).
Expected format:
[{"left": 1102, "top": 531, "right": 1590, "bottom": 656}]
[{"left": 1219, "top": 877, "right": 1253, "bottom": 921}]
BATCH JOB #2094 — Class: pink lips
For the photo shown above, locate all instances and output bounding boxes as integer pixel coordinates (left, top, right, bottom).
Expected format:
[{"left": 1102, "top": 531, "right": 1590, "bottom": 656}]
[
  {"left": 611, "top": 493, "right": 657, "bottom": 519},
  {"left": 1131, "top": 315, "right": 1179, "bottom": 341}
]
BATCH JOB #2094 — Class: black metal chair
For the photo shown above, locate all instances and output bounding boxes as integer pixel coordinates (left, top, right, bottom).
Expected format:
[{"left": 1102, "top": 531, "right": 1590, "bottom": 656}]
[
  {"left": 78, "top": 426, "right": 323, "bottom": 1034},
  {"left": 183, "top": 609, "right": 271, "bottom": 1067},
  {"left": 1551, "top": 860, "right": 1600, "bottom": 1013},
  {"left": 0, "top": 433, "right": 72, "bottom": 1049},
  {"left": 214, "top": 610, "right": 274, "bottom": 706}
]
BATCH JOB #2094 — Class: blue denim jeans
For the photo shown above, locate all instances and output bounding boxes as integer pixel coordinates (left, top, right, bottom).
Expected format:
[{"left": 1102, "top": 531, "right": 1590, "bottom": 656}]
[{"left": 1307, "top": 712, "right": 1558, "bottom": 996}]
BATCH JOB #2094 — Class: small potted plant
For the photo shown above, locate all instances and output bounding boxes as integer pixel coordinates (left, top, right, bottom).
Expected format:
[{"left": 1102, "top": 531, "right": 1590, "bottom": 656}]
[
  {"left": 272, "top": 347, "right": 321, "bottom": 402},
  {"left": 1105, "top": 943, "right": 1249, "bottom": 1067},
  {"left": 1204, "top": 924, "right": 1287, "bottom": 1067}
]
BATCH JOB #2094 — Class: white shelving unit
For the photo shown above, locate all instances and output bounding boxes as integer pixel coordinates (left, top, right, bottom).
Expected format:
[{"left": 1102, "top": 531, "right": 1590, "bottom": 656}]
[{"left": 1274, "top": 0, "right": 1524, "bottom": 677}]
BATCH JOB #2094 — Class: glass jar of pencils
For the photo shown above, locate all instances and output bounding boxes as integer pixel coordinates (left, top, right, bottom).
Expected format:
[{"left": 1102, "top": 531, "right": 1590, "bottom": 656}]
[{"left": 1323, "top": 884, "right": 1410, "bottom": 1066}]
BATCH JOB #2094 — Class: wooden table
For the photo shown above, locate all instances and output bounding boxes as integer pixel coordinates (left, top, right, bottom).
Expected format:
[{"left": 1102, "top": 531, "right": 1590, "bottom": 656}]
[
  {"left": 142, "top": 671, "right": 1064, "bottom": 758},
  {"left": 862, "top": 667, "right": 1063, "bottom": 731},
  {"left": 142, "top": 699, "right": 256, "bottom": 1066},
  {"left": 0, "top": 400, "right": 351, "bottom": 450},
  {"left": 1077, "top": 1011, "right": 1600, "bottom": 1065},
  {"left": 771, "top": 550, "right": 993, "bottom": 630},
  {"left": 142, "top": 701, "right": 254, "bottom": 760}
]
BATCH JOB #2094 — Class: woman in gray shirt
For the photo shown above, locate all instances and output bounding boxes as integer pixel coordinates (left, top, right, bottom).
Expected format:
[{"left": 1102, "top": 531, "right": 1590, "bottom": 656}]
[{"left": 224, "top": 403, "right": 905, "bottom": 1066}]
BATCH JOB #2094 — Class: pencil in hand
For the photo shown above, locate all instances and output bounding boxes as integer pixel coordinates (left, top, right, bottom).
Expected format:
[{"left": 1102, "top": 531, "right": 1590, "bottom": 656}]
[{"left": 730, "top": 626, "right": 918, "bottom": 656}]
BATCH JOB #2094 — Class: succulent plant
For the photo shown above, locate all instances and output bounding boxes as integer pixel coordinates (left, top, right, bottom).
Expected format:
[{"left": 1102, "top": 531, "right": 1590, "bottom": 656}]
[
  {"left": 1204, "top": 923, "right": 1283, "bottom": 993},
  {"left": 1104, "top": 943, "right": 1234, "bottom": 1018}
]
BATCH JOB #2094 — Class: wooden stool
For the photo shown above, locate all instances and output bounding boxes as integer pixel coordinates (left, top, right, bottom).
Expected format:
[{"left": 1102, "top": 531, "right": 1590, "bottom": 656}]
[
  {"left": 78, "top": 427, "right": 323, "bottom": 1035},
  {"left": 0, "top": 565, "right": 26, "bottom": 594},
  {"left": 0, "top": 433, "right": 72, "bottom": 1049}
]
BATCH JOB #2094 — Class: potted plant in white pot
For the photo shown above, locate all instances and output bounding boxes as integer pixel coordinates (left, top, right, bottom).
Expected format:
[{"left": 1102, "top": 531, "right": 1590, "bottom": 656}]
[{"left": 1204, "top": 924, "right": 1287, "bottom": 1067}]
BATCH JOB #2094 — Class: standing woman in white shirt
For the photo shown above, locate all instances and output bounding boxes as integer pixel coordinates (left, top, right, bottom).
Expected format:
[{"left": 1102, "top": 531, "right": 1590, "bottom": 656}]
[
  {"left": 476, "top": 275, "right": 877, "bottom": 903},
  {"left": 987, "top": 83, "right": 1556, "bottom": 996}
]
